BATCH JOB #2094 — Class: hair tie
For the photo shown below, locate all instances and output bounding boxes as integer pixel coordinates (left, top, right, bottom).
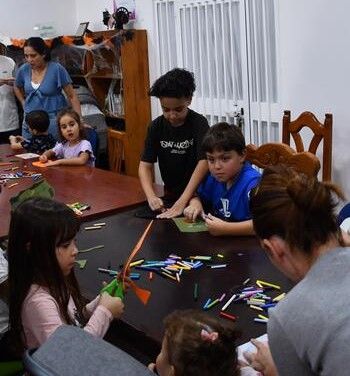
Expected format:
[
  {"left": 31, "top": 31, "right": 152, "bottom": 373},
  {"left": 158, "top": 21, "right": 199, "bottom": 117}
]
[{"left": 201, "top": 329, "right": 218, "bottom": 342}]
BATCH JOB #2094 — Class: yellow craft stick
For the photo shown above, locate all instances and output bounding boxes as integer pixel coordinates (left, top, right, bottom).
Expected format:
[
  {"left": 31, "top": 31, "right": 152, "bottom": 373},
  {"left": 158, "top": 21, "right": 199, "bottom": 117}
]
[
  {"left": 250, "top": 305, "right": 264, "bottom": 311},
  {"left": 8, "top": 183, "right": 18, "bottom": 188},
  {"left": 273, "top": 292, "right": 286, "bottom": 302},
  {"left": 93, "top": 222, "right": 106, "bottom": 226},
  {"left": 161, "top": 271, "right": 177, "bottom": 281},
  {"left": 258, "top": 314, "right": 269, "bottom": 321},
  {"left": 257, "top": 280, "right": 281, "bottom": 290},
  {"left": 129, "top": 259, "right": 145, "bottom": 267},
  {"left": 84, "top": 226, "right": 102, "bottom": 230}
]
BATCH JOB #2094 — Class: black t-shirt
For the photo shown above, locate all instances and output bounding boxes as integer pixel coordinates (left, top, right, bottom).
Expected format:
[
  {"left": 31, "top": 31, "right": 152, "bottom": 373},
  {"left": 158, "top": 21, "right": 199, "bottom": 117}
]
[{"left": 141, "top": 109, "right": 209, "bottom": 199}]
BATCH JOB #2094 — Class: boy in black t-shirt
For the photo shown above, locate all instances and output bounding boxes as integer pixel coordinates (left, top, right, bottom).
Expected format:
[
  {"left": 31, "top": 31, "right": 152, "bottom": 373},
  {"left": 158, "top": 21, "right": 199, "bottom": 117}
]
[
  {"left": 139, "top": 68, "right": 209, "bottom": 218},
  {"left": 9, "top": 110, "right": 56, "bottom": 154}
]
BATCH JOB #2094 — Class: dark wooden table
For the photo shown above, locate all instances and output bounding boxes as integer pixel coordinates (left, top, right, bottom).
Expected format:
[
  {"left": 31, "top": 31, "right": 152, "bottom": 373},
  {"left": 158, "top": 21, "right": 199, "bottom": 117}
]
[
  {"left": 0, "top": 144, "right": 161, "bottom": 238},
  {"left": 76, "top": 208, "right": 293, "bottom": 361}
]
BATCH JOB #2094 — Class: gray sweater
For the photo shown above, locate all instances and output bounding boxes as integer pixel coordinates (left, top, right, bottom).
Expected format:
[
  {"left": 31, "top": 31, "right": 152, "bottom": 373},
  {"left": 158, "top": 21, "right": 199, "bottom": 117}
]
[{"left": 268, "top": 247, "right": 350, "bottom": 376}]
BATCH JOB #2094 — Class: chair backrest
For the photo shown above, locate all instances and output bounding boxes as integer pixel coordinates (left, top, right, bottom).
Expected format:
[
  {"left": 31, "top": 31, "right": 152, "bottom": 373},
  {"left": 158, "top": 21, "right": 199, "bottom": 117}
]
[
  {"left": 246, "top": 142, "right": 321, "bottom": 178},
  {"left": 22, "top": 325, "right": 153, "bottom": 376},
  {"left": 85, "top": 127, "right": 99, "bottom": 158},
  {"left": 282, "top": 110, "right": 332, "bottom": 181},
  {"left": 107, "top": 128, "right": 125, "bottom": 173}
]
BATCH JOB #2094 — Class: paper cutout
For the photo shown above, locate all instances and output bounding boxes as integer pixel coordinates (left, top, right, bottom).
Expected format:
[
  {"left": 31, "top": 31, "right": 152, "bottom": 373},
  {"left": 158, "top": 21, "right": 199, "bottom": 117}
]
[
  {"left": 129, "top": 279, "right": 151, "bottom": 305},
  {"left": 75, "top": 259, "right": 87, "bottom": 269},
  {"left": 32, "top": 161, "right": 48, "bottom": 168},
  {"left": 15, "top": 153, "right": 40, "bottom": 159},
  {"left": 10, "top": 179, "right": 54, "bottom": 210},
  {"left": 120, "top": 221, "right": 153, "bottom": 304},
  {"left": 172, "top": 217, "right": 208, "bottom": 233}
]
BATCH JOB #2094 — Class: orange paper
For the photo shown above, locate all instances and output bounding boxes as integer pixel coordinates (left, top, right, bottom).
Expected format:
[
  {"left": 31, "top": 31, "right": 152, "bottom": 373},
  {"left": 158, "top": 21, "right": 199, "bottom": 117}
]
[
  {"left": 32, "top": 161, "right": 48, "bottom": 168},
  {"left": 121, "top": 221, "right": 153, "bottom": 304},
  {"left": 129, "top": 280, "right": 151, "bottom": 305}
]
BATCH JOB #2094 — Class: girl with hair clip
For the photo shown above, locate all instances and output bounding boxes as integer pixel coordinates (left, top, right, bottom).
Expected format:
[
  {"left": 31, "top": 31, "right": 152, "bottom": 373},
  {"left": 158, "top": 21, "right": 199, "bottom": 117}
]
[
  {"left": 40, "top": 108, "right": 95, "bottom": 166},
  {"left": 245, "top": 165, "right": 350, "bottom": 376},
  {"left": 148, "top": 309, "right": 257, "bottom": 376},
  {"left": 7, "top": 197, "right": 124, "bottom": 355}
]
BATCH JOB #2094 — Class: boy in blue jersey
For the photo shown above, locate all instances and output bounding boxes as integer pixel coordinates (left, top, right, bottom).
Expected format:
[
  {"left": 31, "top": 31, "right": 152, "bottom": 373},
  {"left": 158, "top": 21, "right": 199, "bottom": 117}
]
[{"left": 184, "top": 122, "right": 260, "bottom": 236}]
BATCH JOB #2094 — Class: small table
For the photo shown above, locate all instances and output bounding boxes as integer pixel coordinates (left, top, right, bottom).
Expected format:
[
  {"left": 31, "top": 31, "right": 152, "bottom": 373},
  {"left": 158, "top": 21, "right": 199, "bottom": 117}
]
[{"left": 0, "top": 144, "right": 161, "bottom": 238}]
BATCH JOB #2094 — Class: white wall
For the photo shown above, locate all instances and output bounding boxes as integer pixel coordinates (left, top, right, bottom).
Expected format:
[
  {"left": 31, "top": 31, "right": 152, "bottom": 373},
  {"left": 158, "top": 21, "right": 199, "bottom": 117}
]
[
  {"left": 278, "top": 0, "right": 350, "bottom": 195},
  {"left": 0, "top": 0, "right": 76, "bottom": 38},
  {"left": 2, "top": 1, "right": 349, "bottom": 194}
]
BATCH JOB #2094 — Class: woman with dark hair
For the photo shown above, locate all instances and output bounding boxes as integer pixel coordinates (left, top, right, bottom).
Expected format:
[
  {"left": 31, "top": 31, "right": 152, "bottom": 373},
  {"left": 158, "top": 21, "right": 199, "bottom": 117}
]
[
  {"left": 13, "top": 37, "right": 81, "bottom": 140},
  {"left": 246, "top": 165, "right": 349, "bottom": 376}
]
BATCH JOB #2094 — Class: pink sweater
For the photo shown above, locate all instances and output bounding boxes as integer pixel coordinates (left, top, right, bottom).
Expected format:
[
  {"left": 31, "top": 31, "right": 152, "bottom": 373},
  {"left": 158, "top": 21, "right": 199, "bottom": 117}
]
[{"left": 22, "top": 284, "right": 112, "bottom": 349}]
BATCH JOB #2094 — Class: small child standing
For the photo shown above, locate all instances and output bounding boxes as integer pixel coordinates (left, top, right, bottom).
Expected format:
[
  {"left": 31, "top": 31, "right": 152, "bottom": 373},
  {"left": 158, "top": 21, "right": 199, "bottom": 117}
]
[
  {"left": 148, "top": 310, "right": 257, "bottom": 376},
  {"left": 39, "top": 109, "right": 95, "bottom": 166},
  {"left": 9, "top": 110, "right": 56, "bottom": 153},
  {"left": 184, "top": 122, "right": 260, "bottom": 236},
  {"left": 7, "top": 197, "right": 123, "bottom": 355}
]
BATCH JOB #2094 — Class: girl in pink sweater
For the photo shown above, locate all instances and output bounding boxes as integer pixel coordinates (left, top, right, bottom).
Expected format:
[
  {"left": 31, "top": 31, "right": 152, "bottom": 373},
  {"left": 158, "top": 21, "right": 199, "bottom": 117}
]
[{"left": 7, "top": 197, "right": 124, "bottom": 355}]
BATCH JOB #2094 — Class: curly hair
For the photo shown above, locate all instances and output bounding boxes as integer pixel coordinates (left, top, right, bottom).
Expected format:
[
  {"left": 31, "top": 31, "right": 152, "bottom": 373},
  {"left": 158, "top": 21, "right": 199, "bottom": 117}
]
[
  {"left": 149, "top": 68, "right": 196, "bottom": 98},
  {"left": 202, "top": 122, "right": 246, "bottom": 155}
]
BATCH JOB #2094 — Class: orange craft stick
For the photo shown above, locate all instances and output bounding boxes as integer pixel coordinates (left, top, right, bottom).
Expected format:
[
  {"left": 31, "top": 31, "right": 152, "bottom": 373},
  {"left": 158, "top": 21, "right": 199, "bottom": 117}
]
[{"left": 121, "top": 220, "right": 153, "bottom": 304}]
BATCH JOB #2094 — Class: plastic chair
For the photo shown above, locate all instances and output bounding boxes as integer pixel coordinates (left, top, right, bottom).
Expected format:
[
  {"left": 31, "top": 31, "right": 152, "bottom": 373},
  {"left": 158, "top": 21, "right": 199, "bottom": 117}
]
[
  {"left": 22, "top": 326, "right": 153, "bottom": 376},
  {"left": 85, "top": 127, "right": 99, "bottom": 160},
  {"left": 107, "top": 128, "right": 125, "bottom": 173},
  {"left": 282, "top": 110, "right": 333, "bottom": 181},
  {"left": 246, "top": 142, "right": 321, "bottom": 178},
  {"left": 337, "top": 203, "right": 350, "bottom": 227}
]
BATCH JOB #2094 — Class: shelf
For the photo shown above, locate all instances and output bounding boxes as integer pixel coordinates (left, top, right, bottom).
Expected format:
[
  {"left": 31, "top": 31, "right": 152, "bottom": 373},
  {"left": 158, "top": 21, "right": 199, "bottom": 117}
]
[
  {"left": 86, "top": 73, "right": 122, "bottom": 79},
  {"left": 104, "top": 112, "right": 125, "bottom": 120}
]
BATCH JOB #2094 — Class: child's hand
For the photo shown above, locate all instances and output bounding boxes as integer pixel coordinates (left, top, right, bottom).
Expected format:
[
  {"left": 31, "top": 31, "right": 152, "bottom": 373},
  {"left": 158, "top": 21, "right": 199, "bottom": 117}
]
[
  {"left": 204, "top": 213, "right": 227, "bottom": 236},
  {"left": 183, "top": 199, "right": 203, "bottom": 222},
  {"left": 243, "top": 339, "right": 278, "bottom": 376},
  {"left": 147, "top": 195, "right": 164, "bottom": 212},
  {"left": 39, "top": 154, "right": 48, "bottom": 163},
  {"left": 15, "top": 136, "right": 24, "bottom": 142},
  {"left": 99, "top": 292, "right": 124, "bottom": 319}
]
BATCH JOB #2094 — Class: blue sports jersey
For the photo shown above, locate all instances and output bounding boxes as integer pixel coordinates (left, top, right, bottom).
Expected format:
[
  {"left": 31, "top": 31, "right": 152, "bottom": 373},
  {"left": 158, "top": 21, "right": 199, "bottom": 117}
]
[{"left": 198, "top": 162, "right": 261, "bottom": 221}]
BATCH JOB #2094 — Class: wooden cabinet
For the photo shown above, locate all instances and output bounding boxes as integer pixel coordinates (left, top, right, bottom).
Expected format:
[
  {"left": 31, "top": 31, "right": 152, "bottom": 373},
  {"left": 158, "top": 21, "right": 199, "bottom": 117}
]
[{"left": 81, "top": 30, "right": 151, "bottom": 177}]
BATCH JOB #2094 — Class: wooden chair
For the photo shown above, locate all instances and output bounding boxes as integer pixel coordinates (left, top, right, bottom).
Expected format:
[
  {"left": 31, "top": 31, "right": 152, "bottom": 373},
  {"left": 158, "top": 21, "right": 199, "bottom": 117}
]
[
  {"left": 246, "top": 142, "right": 321, "bottom": 178},
  {"left": 107, "top": 128, "right": 126, "bottom": 174},
  {"left": 282, "top": 110, "right": 332, "bottom": 181}
]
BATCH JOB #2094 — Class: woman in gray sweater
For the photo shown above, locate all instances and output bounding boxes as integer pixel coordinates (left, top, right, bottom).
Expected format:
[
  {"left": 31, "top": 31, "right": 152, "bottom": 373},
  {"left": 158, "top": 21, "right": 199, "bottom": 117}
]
[{"left": 247, "top": 165, "right": 349, "bottom": 376}]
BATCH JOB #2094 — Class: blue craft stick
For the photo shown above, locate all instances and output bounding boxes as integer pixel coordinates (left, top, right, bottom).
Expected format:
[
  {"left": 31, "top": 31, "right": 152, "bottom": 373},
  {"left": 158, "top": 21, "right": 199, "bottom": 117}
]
[
  {"left": 130, "top": 275, "right": 140, "bottom": 280},
  {"left": 135, "top": 265, "right": 159, "bottom": 272},
  {"left": 203, "top": 298, "right": 211, "bottom": 309},
  {"left": 262, "top": 303, "right": 277, "bottom": 309}
]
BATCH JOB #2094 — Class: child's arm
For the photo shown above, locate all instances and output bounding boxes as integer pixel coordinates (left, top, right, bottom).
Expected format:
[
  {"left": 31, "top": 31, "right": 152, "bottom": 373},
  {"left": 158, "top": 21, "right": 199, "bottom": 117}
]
[
  {"left": 183, "top": 196, "right": 204, "bottom": 222},
  {"left": 9, "top": 135, "right": 25, "bottom": 150},
  {"left": 44, "top": 152, "right": 90, "bottom": 166},
  {"left": 204, "top": 214, "right": 255, "bottom": 236},
  {"left": 139, "top": 161, "right": 164, "bottom": 211},
  {"left": 157, "top": 159, "right": 209, "bottom": 219}
]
